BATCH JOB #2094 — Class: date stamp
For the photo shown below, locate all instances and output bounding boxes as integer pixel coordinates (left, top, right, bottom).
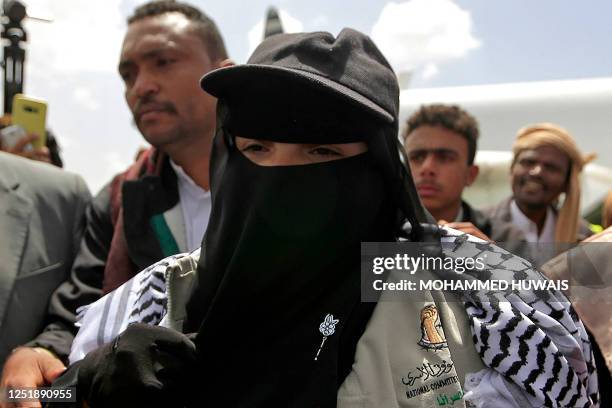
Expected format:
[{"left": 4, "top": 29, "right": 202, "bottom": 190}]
[{"left": 0, "top": 387, "right": 76, "bottom": 403}]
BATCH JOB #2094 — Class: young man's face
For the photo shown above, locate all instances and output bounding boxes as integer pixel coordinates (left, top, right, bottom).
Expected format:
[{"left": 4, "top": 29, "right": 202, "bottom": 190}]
[
  {"left": 511, "top": 145, "right": 570, "bottom": 210},
  {"left": 118, "top": 12, "right": 220, "bottom": 149},
  {"left": 404, "top": 125, "right": 478, "bottom": 220}
]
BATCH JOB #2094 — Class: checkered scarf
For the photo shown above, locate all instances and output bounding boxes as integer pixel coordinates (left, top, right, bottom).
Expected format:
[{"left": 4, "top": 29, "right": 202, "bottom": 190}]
[
  {"left": 69, "top": 232, "right": 599, "bottom": 406},
  {"left": 439, "top": 228, "right": 599, "bottom": 407}
]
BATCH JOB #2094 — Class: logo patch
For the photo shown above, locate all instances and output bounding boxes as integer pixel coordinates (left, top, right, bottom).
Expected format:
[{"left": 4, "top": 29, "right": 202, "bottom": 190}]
[{"left": 418, "top": 305, "right": 448, "bottom": 350}]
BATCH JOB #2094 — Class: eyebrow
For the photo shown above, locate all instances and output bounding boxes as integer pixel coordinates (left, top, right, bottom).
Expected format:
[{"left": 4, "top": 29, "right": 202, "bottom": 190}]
[
  {"left": 118, "top": 47, "right": 177, "bottom": 72},
  {"left": 519, "top": 154, "right": 565, "bottom": 169},
  {"left": 407, "top": 148, "right": 458, "bottom": 155}
]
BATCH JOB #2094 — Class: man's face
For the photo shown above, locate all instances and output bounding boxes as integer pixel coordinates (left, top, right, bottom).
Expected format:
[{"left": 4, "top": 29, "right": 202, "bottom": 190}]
[
  {"left": 118, "top": 12, "right": 219, "bottom": 149},
  {"left": 404, "top": 125, "right": 478, "bottom": 219},
  {"left": 511, "top": 145, "right": 570, "bottom": 209}
]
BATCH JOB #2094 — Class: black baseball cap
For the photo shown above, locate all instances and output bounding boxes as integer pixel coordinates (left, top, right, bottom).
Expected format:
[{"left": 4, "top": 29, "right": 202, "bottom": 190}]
[{"left": 201, "top": 28, "right": 398, "bottom": 125}]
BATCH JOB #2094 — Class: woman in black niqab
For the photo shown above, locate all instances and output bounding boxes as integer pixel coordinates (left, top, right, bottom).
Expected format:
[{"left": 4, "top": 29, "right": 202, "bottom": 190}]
[{"left": 183, "top": 29, "right": 432, "bottom": 407}]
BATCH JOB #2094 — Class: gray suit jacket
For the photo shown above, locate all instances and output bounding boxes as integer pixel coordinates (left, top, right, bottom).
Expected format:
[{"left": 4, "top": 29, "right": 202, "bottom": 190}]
[
  {"left": 483, "top": 196, "right": 593, "bottom": 265},
  {"left": 0, "top": 152, "right": 90, "bottom": 364},
  {"left": 484, "top": 197, "right": 593, "bottom": 241}
]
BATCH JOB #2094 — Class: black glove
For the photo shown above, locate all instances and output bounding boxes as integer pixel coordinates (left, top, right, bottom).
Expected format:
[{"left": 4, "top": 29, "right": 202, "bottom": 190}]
[{"left": 77, "top": 323, "right": 197, "bottom": 408}]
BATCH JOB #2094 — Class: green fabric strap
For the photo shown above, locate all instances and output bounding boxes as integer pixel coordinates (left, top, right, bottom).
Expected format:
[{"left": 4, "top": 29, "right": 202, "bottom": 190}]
[{"left": 150, "top": 214, "right": 180, "bottom": 257}]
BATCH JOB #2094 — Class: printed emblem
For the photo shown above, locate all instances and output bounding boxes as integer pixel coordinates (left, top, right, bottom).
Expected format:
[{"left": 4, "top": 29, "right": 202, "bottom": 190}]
[
  {"left": 314, "top": 314, "right": 339, "bottom": 360},
  {"left": 418, "top": 305, "right": 448, "bottom": 350}
]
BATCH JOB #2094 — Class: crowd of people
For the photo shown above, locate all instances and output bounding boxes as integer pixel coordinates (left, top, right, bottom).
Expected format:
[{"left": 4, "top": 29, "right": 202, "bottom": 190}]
[{"left": 0, "top": 1, "right": 610, "bottom": 407}]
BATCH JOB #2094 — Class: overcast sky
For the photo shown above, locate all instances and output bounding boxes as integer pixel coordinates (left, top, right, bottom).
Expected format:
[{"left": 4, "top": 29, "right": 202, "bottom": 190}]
[{"left": 18, "top": 0, "right": 612, "bottom": 193}]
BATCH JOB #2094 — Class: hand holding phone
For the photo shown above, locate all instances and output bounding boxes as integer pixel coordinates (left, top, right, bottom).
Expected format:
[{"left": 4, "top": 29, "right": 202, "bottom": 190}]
[
  {"left": 0, "top": 125, "right": 28, "bottom": 150},
  {"left": 12, "top": 94, "right": 48, "bottom": 149},
  {"left": 0, "top": 124, "right": 51, "bottom": 163}
]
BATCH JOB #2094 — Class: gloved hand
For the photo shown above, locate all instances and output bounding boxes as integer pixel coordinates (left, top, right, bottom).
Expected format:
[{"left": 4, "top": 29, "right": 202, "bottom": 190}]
[{"left": 77, "top": 323, "right": 197, "bottom": 408}]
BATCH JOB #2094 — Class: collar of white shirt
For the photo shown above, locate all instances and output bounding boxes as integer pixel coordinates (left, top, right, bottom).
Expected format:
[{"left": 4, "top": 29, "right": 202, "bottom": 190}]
[
  {"left": 509, "top": 199, "right": 556, "bottom": 243},
  {"left": 453, "top": 205, "right": 464, "bottom": 223},
  {"left": 170, "top": 160, "right": 211, "bottom": 251}
]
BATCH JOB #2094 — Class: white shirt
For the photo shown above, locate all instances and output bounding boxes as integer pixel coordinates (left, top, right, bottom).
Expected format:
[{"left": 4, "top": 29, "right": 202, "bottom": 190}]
[
  {"left": 170, "top": 160, "right": 211, "bottom": 251},
  {"left": 453, "top": 206, "right": 464, "bottom": 223},
  {"left": 509, "top": 200, "right": 556, "bottom": 243}
]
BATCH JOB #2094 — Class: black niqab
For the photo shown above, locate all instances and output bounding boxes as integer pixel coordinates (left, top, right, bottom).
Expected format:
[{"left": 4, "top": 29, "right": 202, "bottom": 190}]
[{"left": 184, "top": 120, "right": 396, "bottom": 405}]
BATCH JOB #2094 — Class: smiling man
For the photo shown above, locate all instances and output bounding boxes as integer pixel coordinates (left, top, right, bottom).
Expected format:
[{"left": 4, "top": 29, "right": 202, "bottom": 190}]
[
  {"left": 0, "top": 1, "right": 232, "bottom": 401},
  {"left": 485, "top": 123, "right": 594, "bottom": 253},
  {"left": 403, "top": 104, "right": 525, "bottom": 247}
]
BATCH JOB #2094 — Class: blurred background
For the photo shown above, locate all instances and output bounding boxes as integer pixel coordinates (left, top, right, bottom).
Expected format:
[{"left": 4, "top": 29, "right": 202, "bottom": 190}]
[{"left": 6, "top": 0, "right": 612, "bottom": 196}]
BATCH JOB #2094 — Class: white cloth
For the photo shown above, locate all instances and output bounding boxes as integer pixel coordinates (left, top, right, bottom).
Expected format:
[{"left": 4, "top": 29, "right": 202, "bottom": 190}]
[
  {"left": 510, "top": 200, "right": 556, "bottom": 243},
  {"left": 170, "top": 160, "right": 211, "bottom": 251},
  {"left": 464, "top": 368, "right": 537, "bottom": 408},
  {"left": 68, "top": 250, "right": 199, "bottom": 365},
  {"left": 453, "top": 206, "right": 464, "bottom": 223}
]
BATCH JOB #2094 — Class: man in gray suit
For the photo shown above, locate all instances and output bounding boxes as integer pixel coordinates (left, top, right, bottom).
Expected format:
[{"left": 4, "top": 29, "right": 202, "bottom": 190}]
[{"left": 0, "top": 152, "right": 90, "bottom": 367}]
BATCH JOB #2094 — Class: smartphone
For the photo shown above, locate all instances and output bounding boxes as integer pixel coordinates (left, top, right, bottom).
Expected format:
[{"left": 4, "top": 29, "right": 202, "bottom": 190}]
[{"left": 12, "top": 94, "right": 47, "bottom": 149}]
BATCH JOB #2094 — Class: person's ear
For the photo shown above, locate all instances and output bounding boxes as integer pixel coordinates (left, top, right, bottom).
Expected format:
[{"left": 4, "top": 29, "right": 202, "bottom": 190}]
[{"left": 466, "top": 164, "right": 479, "bottom": 186}]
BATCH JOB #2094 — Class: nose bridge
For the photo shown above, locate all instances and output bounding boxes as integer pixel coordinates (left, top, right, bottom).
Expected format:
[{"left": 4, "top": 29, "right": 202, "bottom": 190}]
[
  {"left": 272, "top": 144, "right": 305, "bottom": 166},
  {"left": 419, "top": 151, "right": 437, "bottom": 175},
  {"left": 132, "top": 66, "right": 159, "bottom": 99}
]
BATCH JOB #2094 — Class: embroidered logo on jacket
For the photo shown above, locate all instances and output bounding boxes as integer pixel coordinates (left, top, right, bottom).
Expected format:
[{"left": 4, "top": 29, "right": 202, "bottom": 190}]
[
  {"left": 418, "top": 305, "right": 448, "bottom": 350},
  {"left": 314, "top": 313, "right": 339, "bottom": 360}
]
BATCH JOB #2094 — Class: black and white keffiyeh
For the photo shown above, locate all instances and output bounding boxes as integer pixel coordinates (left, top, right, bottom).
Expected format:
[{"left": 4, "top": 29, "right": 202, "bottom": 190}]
[
  {"left": 68, "top": 232, "right": 599, "bottom": 407},
  {"left": 439, "top": 228, "right": 599, "bottom": 408},
  {"left": 68, "top": 251, "right": 194, "bottom": 364}
]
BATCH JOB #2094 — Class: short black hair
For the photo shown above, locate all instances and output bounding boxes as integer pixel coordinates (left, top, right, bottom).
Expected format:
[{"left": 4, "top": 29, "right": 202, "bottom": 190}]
[
  {"left": 127, "top": 0, "right": 228, "bottom": 61},
  {"left": 403, "top": 104, "right": 479, "bottom": 165}
]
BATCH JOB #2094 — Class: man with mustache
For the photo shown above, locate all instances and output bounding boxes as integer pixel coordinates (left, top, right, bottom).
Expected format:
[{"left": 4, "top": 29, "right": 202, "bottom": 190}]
[
  {"left": 485, "top": 123, "right": 594, "bottom": 261},
  {"left": 403, "top": 104, "right": 525, "bottom": 247},
  {"left": 0, "top": 1, "right": 232, "bottom": 403}
]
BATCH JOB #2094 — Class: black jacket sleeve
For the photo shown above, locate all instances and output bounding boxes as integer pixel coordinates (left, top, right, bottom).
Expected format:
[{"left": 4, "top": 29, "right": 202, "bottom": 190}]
[{"left": 26, "top": 183, "right": 114, "bottom": 363}]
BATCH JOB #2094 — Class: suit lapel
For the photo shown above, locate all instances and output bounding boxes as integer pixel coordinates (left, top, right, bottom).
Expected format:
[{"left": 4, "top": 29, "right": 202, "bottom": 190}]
[
  {"left": 498, "top": 196, "right": 514, "bottom": 223},
  {"left": 0, "top": 164, "right": 33, "bottom": 326}
]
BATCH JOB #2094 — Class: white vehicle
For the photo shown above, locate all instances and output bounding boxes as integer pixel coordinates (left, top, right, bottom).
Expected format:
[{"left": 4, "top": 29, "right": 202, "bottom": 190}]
[{"left": 399, "top": 77, "right": 612, "bottom": 221}]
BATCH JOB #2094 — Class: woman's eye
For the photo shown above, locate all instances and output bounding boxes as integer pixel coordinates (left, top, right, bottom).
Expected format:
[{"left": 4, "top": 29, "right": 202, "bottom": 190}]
[
  {"left": 310, "top": 147, "right": 341, "bottom": 156},
  {"left": 241, "top": 144, "right": 267, "bottom": 152}
]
